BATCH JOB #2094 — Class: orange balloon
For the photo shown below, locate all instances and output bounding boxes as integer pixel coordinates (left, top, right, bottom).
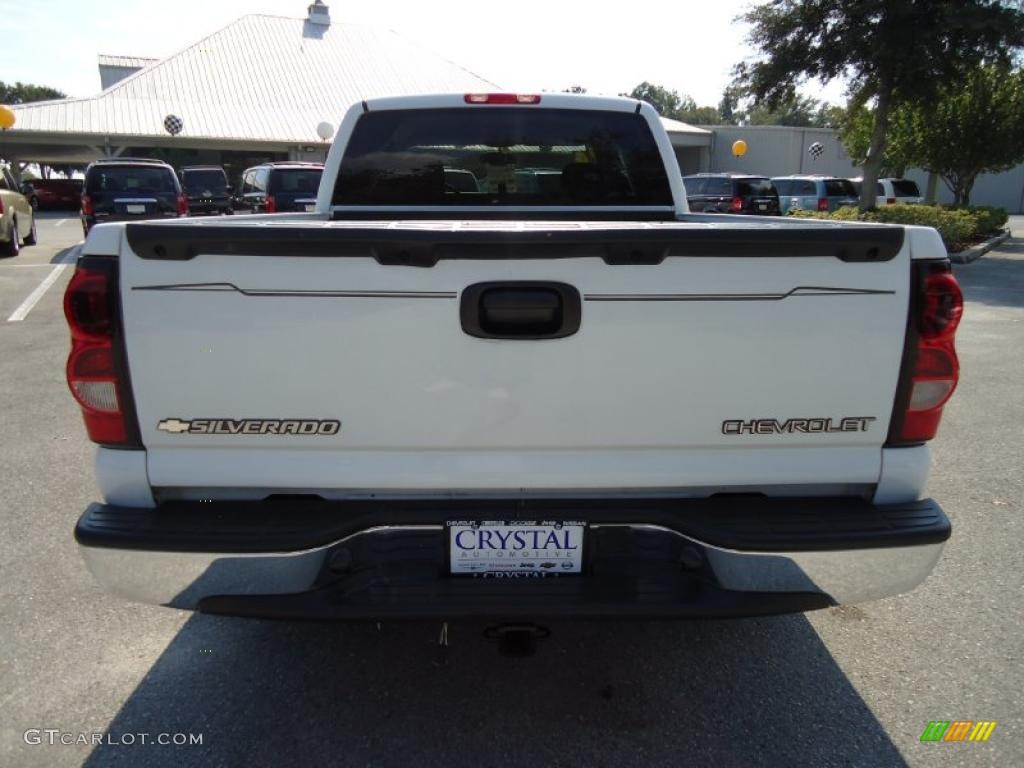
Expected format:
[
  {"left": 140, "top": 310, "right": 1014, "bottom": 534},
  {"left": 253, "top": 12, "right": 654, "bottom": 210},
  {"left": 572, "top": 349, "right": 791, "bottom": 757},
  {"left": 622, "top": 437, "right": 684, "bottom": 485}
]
[
  {"left": 732, "top": 139, "right": 748, "bottom": 157},
  {"left": 0, "top": 105, "right": 16, "bottom": 130}
]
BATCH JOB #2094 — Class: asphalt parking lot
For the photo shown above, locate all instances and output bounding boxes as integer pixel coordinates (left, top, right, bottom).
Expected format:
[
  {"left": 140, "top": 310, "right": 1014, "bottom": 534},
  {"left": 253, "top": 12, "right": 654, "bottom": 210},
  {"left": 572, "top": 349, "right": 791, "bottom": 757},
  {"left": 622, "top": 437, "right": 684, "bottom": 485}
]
[{"left": 1, "top": 212, "right": 1022, "bottom": 767}]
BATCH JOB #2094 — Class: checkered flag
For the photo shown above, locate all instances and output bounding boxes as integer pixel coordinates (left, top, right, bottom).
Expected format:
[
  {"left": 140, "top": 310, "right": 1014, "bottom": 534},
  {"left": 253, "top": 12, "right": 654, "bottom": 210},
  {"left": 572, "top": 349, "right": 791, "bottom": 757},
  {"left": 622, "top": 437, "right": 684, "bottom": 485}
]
[
  {"left": 808, "top": 141, "right": 824, "bottom": 160},
  {"left": 163, "top": 114, "right": 184, "bottom": 136}
]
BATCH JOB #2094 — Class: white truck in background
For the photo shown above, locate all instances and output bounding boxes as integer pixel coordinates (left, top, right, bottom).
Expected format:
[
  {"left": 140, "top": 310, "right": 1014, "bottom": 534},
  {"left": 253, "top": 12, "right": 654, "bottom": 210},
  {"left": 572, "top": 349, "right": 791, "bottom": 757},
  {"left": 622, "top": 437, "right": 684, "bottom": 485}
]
[{"left": 65, "top": 93, "right": 962, "bottom": 631}]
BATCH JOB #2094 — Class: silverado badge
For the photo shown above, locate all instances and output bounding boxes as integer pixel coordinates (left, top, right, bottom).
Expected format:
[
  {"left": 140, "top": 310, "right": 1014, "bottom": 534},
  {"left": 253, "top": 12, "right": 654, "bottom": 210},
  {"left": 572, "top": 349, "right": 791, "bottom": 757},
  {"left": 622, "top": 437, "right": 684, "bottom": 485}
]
[{"left": 157, "top": 418, "right": 341, "bottom": 435}]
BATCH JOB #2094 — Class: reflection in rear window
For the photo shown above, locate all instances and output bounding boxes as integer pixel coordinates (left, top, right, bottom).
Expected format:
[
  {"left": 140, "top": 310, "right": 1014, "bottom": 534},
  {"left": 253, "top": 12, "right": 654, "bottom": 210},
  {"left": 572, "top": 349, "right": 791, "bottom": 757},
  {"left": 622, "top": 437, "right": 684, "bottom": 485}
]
[
  {"left": 774, "top": 178, "right": 815, "bottom": 195},
  {"left": 182, "top": 170, "right": 227, "bottom": 191},
  {"left": 824, "top": 179, "right": 858, "bottom": 197},
  {"left": 736, "top": 178, "right": 776, "bottom": 196},
  {"left": 682, "top": 177, "right": 706, "bottom": 195},
  {"left": 705, "top": 178, "right": 733, "bottom": 196},
  {"left": 445, "top": 169, "right": 480, "bottom": 193},
  {"left": 270, "top": 169, "right": 323, "bottom": 194},
  {"left": 892, "top": 179, "right": 921, "bottom": 197},
  {"left": 333, "top": 108, "right": 673, "bottom": 207},
  {"left": 87, "top": 167, "right": 176, "bottom": 198}
]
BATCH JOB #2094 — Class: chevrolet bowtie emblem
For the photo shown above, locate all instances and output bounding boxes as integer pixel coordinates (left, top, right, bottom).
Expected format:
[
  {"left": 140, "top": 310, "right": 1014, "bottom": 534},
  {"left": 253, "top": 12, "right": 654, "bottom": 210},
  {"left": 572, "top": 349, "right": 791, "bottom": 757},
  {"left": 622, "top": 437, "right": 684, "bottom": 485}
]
[{"left": 157, "top": 418, "right": 191, "bottom": 434}]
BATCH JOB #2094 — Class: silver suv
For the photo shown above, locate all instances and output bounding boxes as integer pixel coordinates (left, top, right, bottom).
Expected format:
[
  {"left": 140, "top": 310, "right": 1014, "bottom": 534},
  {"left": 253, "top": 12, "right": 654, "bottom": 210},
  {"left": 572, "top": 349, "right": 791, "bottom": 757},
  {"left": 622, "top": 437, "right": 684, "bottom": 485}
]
[{"left": 772, "top": 175, "right": 859, "bottom": 214}]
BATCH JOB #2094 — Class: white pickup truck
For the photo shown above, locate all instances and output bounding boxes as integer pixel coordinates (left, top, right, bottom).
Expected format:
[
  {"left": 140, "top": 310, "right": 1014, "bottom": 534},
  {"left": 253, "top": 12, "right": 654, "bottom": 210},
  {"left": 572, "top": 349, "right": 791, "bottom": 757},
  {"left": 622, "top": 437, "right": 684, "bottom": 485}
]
[{"left": 66, "top": 93, "right": 962, "bottom": 624}]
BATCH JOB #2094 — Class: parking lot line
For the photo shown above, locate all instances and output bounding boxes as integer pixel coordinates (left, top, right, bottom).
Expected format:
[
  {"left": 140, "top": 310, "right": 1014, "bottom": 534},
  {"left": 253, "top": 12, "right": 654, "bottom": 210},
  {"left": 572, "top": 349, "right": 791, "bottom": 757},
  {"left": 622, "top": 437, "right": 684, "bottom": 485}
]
[
  {"left": 6, "top": 265, "right": 70, "bottom": 322},
  {"left": 6, "top": 249, "right": 78, "bottom": 323},
  {"left": 54, "top": 219, "right": 69, "bottom": 227}
]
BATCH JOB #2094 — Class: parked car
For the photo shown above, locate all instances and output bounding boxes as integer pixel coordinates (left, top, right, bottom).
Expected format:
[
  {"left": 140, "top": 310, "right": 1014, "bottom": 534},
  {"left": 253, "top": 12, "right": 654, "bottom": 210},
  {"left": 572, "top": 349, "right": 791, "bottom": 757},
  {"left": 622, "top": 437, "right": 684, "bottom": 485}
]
[
  {"left": 849, "top": 177, "right": 924, "bottom": 205},
  {"left": 772, "top": 175, "right": 859, "bottom": 213},
  {"left": 180, "top": 166, "right": 232, "bottom": 215},
  {"left": 0, "top": 166, "right": 37, "bottom": 256},
  {"left": 20, "top": 178, "right": 82, "bottom": 210},
  {"left": 81, "top": 158, "right": 186, "bottom": 235},
  {"left": 682, "top": 174, "right": 781, "bottom": 215},
  {"left": 236, "top": 162, "right": 323, "bottom": 213}
]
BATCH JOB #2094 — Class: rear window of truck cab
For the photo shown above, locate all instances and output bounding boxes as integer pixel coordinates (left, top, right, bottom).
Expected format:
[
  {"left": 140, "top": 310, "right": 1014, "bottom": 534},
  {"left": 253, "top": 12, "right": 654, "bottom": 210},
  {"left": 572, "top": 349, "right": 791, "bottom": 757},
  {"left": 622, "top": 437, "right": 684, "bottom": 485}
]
[{"left": 332, "top": 108, "right": 673, "bottom": 207}]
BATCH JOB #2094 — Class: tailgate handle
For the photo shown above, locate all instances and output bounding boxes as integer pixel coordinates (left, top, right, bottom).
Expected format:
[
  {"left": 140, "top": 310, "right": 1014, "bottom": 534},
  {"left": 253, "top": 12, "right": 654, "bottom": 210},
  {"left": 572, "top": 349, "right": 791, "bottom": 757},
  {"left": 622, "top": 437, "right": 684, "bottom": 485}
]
[{"left": 461, "top": 282, "right": 581, "bottom": 340}]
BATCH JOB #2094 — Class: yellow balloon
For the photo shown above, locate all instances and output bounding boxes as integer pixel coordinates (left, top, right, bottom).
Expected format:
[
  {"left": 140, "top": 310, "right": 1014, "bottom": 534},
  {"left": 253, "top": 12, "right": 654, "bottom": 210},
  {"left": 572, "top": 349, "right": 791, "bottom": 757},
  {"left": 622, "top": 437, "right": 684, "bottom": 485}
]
[
  {"left": 732, "top": 139, "right": 748, "bottom": 157},
  {"left": 0, "top": 105, "right": 15, "bottom": 130}
]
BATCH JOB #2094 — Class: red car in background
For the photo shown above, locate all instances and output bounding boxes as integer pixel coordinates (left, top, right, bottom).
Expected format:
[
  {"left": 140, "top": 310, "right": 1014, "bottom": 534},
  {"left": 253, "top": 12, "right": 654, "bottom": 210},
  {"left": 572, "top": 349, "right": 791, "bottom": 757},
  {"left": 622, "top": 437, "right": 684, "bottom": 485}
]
[{"left": 20, "top": 179, "right": 82, "bottom": 210}]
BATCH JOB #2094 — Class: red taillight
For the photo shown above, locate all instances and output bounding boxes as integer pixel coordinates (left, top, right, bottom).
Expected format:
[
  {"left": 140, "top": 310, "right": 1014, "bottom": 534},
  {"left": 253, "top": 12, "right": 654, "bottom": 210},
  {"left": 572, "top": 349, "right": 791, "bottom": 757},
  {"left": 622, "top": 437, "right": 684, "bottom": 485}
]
[
  {"left": 730, "top": 196, "right": 744, "bottom": 213},
  {"left": 886, "top": 197, "right": 897, "bottom": 205},
  {"left": 264, "top": 195, "right": 277, "bottom": 213},
  {"left": 81, "top": 194, "right": 93, "bottom": 216},
  {"left": 464, "top": 93, "right": 541, "bottom": 104},
  {"left": 64, "top": 260, "right": 137, "bottom": 446},
  {"left": 177, "top": 193, "right": 188, "bottom": 216},
  {"left": 817, "top": 197, "right": 829, "bottom": 211},
  {"left": 891, "top": 262, "right": 963, "bottom": 444}
]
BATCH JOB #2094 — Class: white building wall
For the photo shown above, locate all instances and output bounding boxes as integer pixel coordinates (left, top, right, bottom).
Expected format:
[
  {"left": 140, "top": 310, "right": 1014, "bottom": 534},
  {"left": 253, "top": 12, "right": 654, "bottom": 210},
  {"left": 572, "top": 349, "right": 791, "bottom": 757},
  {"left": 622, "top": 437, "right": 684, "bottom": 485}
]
[
  {"left": 707, "top": 126, "right": 861, "bottom": 179},
  {"left": 904, "top": 165, "right": 1024, "bottom": 212}
]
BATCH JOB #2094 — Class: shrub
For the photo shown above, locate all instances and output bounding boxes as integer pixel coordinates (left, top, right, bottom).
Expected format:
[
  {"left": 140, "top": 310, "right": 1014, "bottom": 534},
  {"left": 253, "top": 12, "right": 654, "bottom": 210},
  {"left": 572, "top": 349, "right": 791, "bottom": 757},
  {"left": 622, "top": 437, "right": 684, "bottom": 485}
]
[
  {"left": 872, "top": 205, "right": 976, "bottom": 250},
  {"left": 943, "top": 204, "right": 1009, "bottom": 236},
  {"left": 788, "top": 203, "right": 983, "bottom": 251},
  {"left": 787, "top": 210, "right": 834, "bottom": 221}
]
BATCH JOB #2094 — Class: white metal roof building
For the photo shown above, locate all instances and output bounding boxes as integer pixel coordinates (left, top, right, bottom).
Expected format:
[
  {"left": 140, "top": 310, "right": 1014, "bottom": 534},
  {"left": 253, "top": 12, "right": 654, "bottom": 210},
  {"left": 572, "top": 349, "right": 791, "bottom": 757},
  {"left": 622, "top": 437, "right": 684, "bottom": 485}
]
[
  {"left": 97, "top": 55, "right": 160, "bottom": 90},
  {"left": 0, "top": 2, "right": 503, "bottom": 165},
  {"left": 0, "top": 1, "right": 713, "bottom": 175}
]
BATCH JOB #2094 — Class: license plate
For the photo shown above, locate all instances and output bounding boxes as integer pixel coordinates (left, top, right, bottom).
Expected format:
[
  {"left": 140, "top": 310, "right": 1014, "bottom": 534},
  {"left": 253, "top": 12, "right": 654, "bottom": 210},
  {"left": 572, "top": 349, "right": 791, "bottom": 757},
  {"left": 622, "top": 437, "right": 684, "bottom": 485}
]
[
  {"left": 304, "top": 204, "right": 316, "bottom": 212},
  {"left": 448, "top": 520, "right": 585, "bottom": 575},
  {"left": 758, "top": 203, "right": 767, "bottom": 210},
  {"left": 126, "top": 204, "right": 146, "bottom": 214}
]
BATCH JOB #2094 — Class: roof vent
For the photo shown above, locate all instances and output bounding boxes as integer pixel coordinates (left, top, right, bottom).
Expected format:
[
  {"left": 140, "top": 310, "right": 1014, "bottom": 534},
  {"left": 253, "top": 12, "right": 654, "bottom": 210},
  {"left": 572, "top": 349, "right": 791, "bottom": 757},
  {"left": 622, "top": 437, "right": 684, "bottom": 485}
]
[{"left": 307, "top": 0, "right": 330, "bottom": 25}]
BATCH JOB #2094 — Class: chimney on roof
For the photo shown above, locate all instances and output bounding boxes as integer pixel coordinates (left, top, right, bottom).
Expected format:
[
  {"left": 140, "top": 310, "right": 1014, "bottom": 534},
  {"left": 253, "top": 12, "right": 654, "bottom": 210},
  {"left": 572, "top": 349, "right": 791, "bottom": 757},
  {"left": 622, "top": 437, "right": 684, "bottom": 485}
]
[{"left": 307, "top": 0, "right": 330, "bottom": 25}]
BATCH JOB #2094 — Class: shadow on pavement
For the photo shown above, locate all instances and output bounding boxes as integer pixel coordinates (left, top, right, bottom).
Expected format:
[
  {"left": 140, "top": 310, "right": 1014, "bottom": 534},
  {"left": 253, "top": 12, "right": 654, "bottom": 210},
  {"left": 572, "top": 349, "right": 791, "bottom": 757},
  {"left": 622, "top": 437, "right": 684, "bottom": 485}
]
[
  {"left": 954, "top": 235, "right": 1024, "bottom": 310},
  {"left": 83, "top": 613, "right": 907, "bottom": 767},
  {"left": 50, "top": 245, "right": 81, "bottom": 265}
]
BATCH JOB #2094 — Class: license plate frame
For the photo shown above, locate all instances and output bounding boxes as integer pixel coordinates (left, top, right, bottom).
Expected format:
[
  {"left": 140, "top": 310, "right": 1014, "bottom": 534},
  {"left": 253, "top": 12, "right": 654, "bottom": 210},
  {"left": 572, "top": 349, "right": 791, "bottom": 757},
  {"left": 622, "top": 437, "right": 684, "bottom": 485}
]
[{"left": 447, "top": 520, "right": 586, "bottom": 576}]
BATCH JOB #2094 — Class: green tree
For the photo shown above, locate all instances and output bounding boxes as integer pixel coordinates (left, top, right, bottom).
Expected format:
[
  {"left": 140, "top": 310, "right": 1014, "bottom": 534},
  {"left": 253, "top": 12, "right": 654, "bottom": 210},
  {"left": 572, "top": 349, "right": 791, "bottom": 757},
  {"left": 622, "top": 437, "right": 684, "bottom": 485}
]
[
  {"left": 677, "top": 105, "right": 722, "bottom": 125},
  {"left": 734, "top": 0, "right": 1024, "bottom": 209},
  {"left": 852, "top": 64, "right": 1024, "bottom": 204},
  {"left": 0, "top": 81, "right": 66, "bottom": 105},
  {"left": 813, "top": 103, "right": 846, "bottom": 129},
  {"left": 622, "top": 82, "right": 692, "bottom": 117},
  {"left": 718, "top": 86, "right": 744, "bottom": 125},
  {"left": 623, "top": 82, "right": 722, "bottom": 124},
  {"left": 745, "top": 93, "right": 823, "bottom": 126},
  {"left": 914, "top": 64, "right": 1024, "bottom": 204},
  {"left": 718, "top": 84, "right": 840, "bottom": 127},
  {"left": 839, "top": 101, "right": 925, "bottom": 177}
]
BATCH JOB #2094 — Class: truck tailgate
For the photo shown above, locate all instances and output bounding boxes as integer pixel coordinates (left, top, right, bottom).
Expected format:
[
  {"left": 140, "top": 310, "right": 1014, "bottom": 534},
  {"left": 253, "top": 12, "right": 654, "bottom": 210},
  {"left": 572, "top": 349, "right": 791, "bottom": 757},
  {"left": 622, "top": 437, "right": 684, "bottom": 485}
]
[{"left": 118, "top": 219, "right": 910, "bottom": 493}]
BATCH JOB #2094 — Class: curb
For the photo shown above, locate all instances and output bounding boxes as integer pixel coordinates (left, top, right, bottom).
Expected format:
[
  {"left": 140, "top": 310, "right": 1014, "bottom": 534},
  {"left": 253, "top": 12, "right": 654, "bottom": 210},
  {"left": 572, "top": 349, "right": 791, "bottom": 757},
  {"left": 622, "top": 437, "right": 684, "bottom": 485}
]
[{"left": 950, "top": 229, "right": 1011, "bottom": 264}]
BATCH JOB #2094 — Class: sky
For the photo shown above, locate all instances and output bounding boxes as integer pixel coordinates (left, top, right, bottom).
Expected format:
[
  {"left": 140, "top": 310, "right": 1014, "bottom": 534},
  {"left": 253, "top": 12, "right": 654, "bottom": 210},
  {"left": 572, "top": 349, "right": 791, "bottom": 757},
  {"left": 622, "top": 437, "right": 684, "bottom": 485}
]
[{"left": 0, "top": 0, "right": 845, "bottom": 107}]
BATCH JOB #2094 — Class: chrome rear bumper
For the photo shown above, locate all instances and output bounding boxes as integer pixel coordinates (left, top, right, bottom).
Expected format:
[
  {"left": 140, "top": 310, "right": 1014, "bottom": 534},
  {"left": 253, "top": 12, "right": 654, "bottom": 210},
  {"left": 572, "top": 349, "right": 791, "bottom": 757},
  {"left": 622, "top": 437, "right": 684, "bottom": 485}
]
[{"left": 75, "top": 497, "right": 950, "bottom": 618}]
